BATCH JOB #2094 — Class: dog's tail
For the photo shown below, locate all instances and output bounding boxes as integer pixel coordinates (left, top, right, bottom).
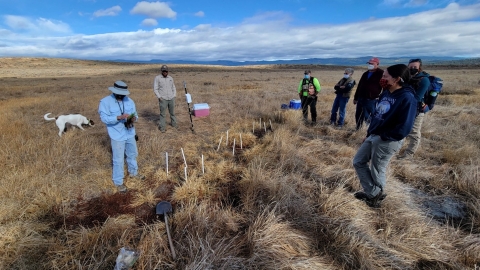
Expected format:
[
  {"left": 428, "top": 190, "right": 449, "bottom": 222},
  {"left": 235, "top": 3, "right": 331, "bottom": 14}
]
[{"left": 44, "top": 113, "right": 56, "bottom": 121}]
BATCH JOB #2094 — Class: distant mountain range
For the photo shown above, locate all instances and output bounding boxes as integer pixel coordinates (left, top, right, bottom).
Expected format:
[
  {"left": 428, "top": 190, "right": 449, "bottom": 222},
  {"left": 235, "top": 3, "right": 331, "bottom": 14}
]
[{"left": 110, "top": 56, "right": 480, "bottom": 66}]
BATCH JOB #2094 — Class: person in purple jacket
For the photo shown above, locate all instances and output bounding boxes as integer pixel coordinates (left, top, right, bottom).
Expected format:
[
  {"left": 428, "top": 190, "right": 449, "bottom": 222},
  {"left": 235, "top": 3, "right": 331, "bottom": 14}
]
[
  {"left": 353, "top": 57, "right": 384, "bottom": 130},
  {"left": 353, "top": 64, "right": 418, "bottom": 208}
]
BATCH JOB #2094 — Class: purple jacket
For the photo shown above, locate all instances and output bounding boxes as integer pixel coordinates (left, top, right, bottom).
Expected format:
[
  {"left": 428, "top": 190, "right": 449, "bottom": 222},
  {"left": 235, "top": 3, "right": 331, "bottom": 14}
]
[{"left": 354, "top": 68, "right": 384, "bottom": 100}]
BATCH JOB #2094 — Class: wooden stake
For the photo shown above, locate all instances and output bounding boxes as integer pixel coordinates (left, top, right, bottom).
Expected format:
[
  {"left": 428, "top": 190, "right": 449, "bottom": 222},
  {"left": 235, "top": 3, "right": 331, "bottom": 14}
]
[
  {"left": 226, "top": 130, "right": 229, "bottom": 146},
  {"left": 233, "top": 138, "right": 235, "bottom": 156},
  {"left": 264, "top": 122, "right": 266, "bottom": 133},
  {"left": 240, "top": 134, "right": 243, "bottom": 149},
  {"left": 269, "top": 120, "right": 272, "bottom": 131},
  {"left": 217, "top": 136, "right": 223, "bottom": 151},
  {"left": 184, "top": 165, "right": 187, "bottom": 181},
  {"left": 201, "top": 154, "right": 204, "bottom": 175},
  {"left": 181, "top": 148, "right": 187, "bottom": 167}
]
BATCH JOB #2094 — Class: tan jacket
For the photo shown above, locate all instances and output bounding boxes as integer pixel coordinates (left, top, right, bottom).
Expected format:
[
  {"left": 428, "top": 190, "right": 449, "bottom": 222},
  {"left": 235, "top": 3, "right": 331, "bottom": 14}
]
[{"left": 154, "top": 75, "right": 176, "bottom": 100}]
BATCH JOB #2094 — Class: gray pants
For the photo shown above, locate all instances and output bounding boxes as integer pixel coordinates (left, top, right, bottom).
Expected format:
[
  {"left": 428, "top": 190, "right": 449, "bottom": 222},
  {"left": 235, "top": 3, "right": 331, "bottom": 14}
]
[
  {"left": 403, "top": 112, "right": 424, "bottom": 156},
  {"left": 353, "top": 135, "right": 403, "bottom": 197},
  {"left": 158, "top": 98, "right": 176, "bottom": 131}
]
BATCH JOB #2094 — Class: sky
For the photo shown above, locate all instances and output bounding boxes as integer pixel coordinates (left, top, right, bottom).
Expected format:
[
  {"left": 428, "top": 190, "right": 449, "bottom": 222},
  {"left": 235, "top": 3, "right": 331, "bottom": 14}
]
[{"left": 1, "top": 0, "right": 480, "bottom": 61}]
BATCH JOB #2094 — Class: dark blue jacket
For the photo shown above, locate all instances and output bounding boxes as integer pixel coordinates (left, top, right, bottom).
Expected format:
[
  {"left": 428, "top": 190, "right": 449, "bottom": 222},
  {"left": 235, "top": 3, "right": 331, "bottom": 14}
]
[{"left": 367, "top": 85, "right": 417, "bottom": 141}]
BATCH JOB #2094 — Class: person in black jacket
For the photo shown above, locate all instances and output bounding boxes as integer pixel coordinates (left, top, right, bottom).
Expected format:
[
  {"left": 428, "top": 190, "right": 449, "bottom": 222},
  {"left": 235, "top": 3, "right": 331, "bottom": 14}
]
[
  {"left": 330, "top": 68, "right": 356, "bottom": 128},
  {"left": 353, "top": 57, "right": 384, "bottom": 130},
  {"left": 353, "top": 64, "right": 418, "bottom": 208}
]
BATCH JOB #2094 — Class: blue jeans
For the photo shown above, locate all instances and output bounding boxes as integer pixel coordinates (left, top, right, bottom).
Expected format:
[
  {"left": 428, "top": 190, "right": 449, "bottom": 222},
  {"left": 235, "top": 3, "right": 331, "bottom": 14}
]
[
  {"left": 330, "top": 94, "right": 350, "bottom": 126},
  {"left": 355, "top": 98, "right": 377, "bottom": 130},
  {"left": 352, "top": 135, "right": 403, "bottom": 198},
  {"left": 111, "top": 136, "right": 138, "bottom": 186}
]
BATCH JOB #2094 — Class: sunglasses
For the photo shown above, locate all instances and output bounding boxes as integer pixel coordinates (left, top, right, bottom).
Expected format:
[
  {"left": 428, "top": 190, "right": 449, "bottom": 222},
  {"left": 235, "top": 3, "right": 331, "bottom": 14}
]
[{"left": 408, "top": 58, "right": 422, "bottom": 64}]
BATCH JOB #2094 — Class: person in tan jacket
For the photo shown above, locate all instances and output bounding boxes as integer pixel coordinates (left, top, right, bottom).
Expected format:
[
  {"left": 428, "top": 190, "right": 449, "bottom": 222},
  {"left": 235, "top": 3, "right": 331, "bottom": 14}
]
[{"left": 153, "top": 65, "right": 177, "bottom": 133}]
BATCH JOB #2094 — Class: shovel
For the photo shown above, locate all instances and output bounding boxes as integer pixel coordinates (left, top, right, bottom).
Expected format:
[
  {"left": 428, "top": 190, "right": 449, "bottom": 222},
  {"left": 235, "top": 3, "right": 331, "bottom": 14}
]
[{"left": 156, "top": 201, "right": 176, "bottom": 260}]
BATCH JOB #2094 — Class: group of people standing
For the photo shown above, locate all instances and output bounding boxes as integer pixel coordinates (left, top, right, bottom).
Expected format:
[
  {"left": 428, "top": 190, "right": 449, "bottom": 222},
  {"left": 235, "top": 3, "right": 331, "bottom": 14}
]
[
  {"left": 298, "top": 57, "right": 432, "bottom": 207},
  {"left": 98, "top": 65, "right": 178, "bottom": 193},
  {"left": 97, "top": 59, "right": 432, "bottom": 206}
]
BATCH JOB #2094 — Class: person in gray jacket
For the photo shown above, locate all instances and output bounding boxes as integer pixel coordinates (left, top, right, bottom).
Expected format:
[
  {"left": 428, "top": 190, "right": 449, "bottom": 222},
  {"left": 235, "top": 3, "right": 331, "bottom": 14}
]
[{"left": 154, "top": 65, "right": 177, "bottom": 132}]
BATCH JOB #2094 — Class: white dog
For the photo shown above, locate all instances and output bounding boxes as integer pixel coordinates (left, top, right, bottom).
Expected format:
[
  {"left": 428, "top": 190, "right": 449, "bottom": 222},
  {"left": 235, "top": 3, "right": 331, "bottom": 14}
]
[{"left": 44, "top": 113, "right": 94, "bottom": 137}]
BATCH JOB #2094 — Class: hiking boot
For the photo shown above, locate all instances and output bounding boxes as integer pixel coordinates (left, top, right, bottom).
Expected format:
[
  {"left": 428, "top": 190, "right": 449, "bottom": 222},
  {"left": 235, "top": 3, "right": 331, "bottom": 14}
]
[
  {"left": 158, "top": 126, "right": 166, "bottom": 133},
  {"left": 116, "top": 184, "right": 127, "bottom": 193},
  {"left": 354, "top": 191, "right": 370, "bottom": 201},
  {"left": 354, "top": 191, "right": 387, "bottom": 208},
  {"left": 129, "top": 174, "right": 146, "bottom": 180},
  {"left": 366, "top": 191, "right": 387, "bottom": 208}
]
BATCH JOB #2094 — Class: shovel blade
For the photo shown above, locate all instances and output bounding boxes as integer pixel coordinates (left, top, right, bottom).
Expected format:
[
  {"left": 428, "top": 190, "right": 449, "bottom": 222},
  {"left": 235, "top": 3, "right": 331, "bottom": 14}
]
[{"left": 156, "top": 201, "right": 172, "bottom": 215}]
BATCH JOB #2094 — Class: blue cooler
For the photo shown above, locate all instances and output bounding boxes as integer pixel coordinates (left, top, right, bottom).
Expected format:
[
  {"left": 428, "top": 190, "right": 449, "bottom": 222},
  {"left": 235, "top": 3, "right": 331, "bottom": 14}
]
[{"left": 289, "top": 99, "right": 301, "bottom": 110}]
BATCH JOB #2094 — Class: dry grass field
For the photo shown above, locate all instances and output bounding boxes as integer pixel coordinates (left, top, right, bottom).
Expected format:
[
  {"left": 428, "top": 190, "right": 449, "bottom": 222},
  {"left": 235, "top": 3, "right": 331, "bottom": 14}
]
[{"left": 0, "top": 57, "right": 479, "bottom": 270}]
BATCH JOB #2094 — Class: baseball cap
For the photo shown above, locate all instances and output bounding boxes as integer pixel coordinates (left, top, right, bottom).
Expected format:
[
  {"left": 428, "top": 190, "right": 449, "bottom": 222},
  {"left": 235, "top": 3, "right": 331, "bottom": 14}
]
[{"left": 366, "top": 57, "right": 380, "bottom": 65}]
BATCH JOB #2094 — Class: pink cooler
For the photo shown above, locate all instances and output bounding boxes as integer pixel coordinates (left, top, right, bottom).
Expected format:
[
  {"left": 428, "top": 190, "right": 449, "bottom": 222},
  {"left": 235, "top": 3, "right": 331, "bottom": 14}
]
[{"left": 193, "top": 103, "right": 210, "bottom": 117}]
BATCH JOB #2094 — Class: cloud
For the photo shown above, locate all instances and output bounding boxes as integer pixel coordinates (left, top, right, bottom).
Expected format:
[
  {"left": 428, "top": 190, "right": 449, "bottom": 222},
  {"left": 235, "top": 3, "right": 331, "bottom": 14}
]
[
  {"left": 4, "top": 15, "right": 34, "bottom": 30},
  {"left": 406, "top": 0, "right": 429, "bottom": 7},
  {"left": 195, "top": 11, "right": 205, "bottom": 17},
  {"left": 142, "top": 18, "right": 158, "bottom": 27},
  {"left": 382, "top": 0, "right": 429, "bottom": 7},
  {"left": 93, "top": 6, "right": 122, "bottom": 17},
  {"left": 382, "top": 0, "right": 402, "bottom": 5},
  {"left": 0, "top": 29, "right": 12, "bottom": 36},
  {"left": 3, "top": 15, "right": 71, "bottom": 35},
  {"left": 1, "top": 3, "right": 480, "bottom": 60},
  {"left": 63, "top": 36, "right": 99, "bottom": 49},
  {"left": 130, "top": 1, "right": 176, "bottom": 19}
]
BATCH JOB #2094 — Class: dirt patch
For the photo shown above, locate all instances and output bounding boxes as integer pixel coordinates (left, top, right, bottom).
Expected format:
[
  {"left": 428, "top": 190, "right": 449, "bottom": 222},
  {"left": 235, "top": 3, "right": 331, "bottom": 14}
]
[
  {"left": 52, "top": 182, "right": 176, "bottom": 230},
  {"left": 411, "top": 189, "right": 471, "bottom": 232}
]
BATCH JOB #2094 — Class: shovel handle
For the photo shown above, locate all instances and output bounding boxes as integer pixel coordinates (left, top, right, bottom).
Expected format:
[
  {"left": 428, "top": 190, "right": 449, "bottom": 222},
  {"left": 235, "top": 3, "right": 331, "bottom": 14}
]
[{"left": 164, "top": 214, "right": 176, "bottom": 260}]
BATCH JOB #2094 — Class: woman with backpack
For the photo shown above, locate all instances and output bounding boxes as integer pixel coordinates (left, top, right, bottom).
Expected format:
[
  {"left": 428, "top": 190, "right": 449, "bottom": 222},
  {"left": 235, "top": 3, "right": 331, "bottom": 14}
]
[
  {"left": 398, "top": 58, "right": 431, "bottom": 159},
  {"left": 352, "top": 64, "right": 418, "bottom": 208}
]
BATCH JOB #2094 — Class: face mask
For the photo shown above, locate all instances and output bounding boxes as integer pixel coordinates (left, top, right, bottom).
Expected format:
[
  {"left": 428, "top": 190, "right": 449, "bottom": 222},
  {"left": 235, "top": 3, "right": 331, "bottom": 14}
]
[
  {"left": 343, "top": 74, "right": 350, "bottom": 79},
  {"left": 379, "top": 79, "right": 392, "bottom": 90},
  {"left": 304, "top": 74, "right": 310, "bottom": 79},
  {"left": 367, "top": 64, "right": 375, "bottom": 70},
  {"left": 409, "top": 68, "right": 419, "bottom": 75},
  {"left": 114, "top": 94, "right": 125, "bottom": 100}
]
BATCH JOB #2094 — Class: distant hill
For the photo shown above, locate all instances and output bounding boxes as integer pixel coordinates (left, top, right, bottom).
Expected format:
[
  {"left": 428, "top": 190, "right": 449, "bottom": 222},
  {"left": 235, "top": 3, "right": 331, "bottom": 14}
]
[{"left": 109, "top": 56, "right": 478, "bottom": 67}]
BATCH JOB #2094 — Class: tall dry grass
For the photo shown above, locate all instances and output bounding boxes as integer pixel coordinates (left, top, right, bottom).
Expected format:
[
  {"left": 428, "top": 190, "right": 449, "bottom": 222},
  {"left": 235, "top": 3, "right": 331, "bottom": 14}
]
[{"left": 0, "top": 58, "right": 479, "bottom": 269}]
